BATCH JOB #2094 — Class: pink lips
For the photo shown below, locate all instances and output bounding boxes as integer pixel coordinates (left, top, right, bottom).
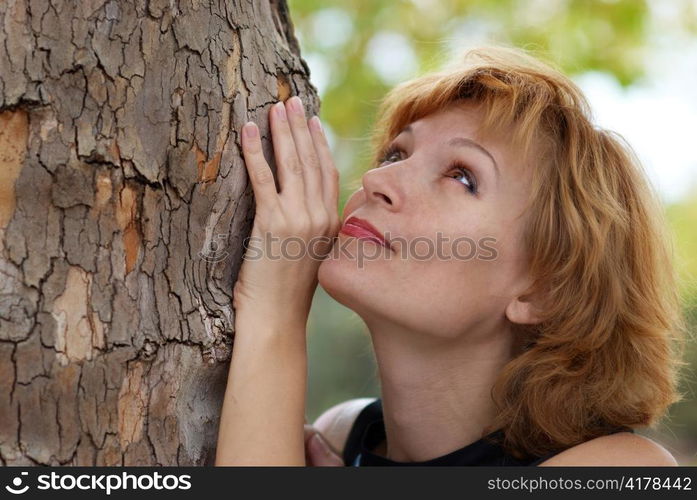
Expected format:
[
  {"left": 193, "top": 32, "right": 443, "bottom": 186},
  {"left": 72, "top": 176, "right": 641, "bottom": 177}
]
[{"left": 339, "top": 216, "right": 392, "bottom": 251}]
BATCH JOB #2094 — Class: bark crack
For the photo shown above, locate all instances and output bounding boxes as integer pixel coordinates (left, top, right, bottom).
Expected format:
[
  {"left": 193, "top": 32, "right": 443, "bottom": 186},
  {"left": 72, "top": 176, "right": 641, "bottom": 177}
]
[{"left": 1, "top": 0, "right": 318, "bottom": 466}]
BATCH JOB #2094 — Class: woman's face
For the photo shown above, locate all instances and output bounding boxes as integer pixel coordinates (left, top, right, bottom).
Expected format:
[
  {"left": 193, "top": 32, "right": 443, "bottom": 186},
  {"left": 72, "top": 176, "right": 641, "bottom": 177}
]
[{"left": 318, "top": 101, "right": 536, "bottom": 341}]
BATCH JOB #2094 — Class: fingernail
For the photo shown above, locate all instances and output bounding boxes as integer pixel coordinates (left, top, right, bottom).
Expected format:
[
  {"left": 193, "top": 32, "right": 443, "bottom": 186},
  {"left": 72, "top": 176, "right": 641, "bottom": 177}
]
[
  {"left": 311, "top": 115, "right": 323, "bottom": 132},
  {"left": 244, "top": 122, "right": 258, "bottom": 138},
  {"left": 275, "top": 102, "right": 287, "bottom": 122},
  {"left": 289, "top": 96, "right": 304, "bottom": 115}
]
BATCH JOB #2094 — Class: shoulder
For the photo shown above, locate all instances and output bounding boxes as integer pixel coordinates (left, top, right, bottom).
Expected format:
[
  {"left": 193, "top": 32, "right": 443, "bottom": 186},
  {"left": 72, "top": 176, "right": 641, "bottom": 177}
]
[
  {"left": 312, "top": 397, "right": 378, "bottom": 456},
  {"left": 537, "top": 432, "right": 679, "bottom": 466}
]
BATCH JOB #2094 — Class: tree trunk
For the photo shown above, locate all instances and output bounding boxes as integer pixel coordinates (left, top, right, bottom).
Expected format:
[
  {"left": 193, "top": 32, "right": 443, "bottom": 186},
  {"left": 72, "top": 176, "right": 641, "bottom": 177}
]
[{"left": 0, "top": 0, "right": 318, "bottom": 466}]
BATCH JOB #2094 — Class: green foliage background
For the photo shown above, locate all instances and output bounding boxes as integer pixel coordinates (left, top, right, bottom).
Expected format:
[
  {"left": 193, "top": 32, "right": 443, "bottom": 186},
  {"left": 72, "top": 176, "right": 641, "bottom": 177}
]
[{"left": 286, "top": 0, "right": 697, "bottom": 464}]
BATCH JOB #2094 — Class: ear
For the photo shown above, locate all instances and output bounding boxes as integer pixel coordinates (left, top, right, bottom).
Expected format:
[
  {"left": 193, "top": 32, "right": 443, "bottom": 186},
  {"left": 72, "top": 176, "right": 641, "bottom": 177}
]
[{"left": 505, "top": 292, "right": 543, "bottom": 326}]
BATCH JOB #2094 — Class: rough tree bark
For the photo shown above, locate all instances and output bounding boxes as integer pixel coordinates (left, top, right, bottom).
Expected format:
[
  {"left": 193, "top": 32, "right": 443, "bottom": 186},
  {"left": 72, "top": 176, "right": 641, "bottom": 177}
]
[{"left": 0, "top": 0, "right": 319, "bottom": 465}]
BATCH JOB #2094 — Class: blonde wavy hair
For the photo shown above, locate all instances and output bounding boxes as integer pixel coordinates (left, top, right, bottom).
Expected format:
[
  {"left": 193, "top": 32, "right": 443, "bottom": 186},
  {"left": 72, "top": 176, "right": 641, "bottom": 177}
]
[{"left": 368, "top": 45, "right": 689, "bottom": 460}]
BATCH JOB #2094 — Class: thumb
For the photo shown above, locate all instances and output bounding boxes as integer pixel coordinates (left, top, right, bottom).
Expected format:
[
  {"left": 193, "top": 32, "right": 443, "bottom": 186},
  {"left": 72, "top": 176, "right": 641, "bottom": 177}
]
[{"left": 308, "top": 432, "right": 344, "bottom": 466}]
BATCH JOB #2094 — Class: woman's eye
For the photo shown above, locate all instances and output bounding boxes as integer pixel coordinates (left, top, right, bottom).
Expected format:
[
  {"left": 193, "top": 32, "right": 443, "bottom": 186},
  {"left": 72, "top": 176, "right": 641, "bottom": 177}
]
[
  {"left": 449, "top": 165, "right": 478, "bottom": 195},
  {"left": 378, "top": 146, "right": 402, "bottom": 165},
  {"left": 385, "top": 151, "right": 400, "bottom": 163},
  {"left": 377, "top": 147, "right": 478, "bottom": 195}
]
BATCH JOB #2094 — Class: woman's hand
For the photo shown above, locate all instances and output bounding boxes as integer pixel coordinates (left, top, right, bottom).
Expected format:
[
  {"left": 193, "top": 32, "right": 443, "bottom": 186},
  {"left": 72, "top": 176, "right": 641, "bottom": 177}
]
[
  {"left": 304, "top": 424, "right": 344, "bottom": 466},
  {"left": 233, "top": 96, "right": 341, "bottom": 326},
  {"left": 215, "top": 97, "right": 339, "bottom": 466}
]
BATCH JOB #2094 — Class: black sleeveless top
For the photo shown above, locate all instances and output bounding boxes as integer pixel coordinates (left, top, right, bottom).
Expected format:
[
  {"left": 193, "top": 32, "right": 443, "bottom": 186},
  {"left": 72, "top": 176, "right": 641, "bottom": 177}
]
[{"left": 343, "top": 398, "right": 634, "bottom": 466}]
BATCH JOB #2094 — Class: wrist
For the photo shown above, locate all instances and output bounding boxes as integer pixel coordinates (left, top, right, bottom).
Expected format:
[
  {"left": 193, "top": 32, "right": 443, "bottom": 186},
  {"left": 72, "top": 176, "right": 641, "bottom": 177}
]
[
  {"left": 234, "top": 295, "right": 310, "bottom": 324},
  {"left": 234, "top": 308, "right": 308, "bottom": 336}
]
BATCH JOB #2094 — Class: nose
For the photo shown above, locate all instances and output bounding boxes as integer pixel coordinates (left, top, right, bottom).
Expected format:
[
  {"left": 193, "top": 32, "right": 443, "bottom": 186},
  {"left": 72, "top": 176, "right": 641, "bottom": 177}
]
[{"left": 360, "top": 164, "right": 403, "bottom": 211}]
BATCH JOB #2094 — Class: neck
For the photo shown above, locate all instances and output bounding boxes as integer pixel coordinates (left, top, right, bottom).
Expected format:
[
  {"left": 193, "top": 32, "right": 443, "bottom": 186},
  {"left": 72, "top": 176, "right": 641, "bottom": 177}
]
[{"left": 364, "top": 317, "right": 518, "bottom": 462}]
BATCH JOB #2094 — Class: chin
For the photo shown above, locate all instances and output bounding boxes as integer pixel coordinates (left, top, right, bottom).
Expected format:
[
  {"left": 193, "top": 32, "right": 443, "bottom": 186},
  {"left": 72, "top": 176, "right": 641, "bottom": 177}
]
[
  {"left": 318, "top": 256, "right": 356, "bottom": 308},
  {"left": 317, "top": 255, "right": 382, "bottom": 313}
]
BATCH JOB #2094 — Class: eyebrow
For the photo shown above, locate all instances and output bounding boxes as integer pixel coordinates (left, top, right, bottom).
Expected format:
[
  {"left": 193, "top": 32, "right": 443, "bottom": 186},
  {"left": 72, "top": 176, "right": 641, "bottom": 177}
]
[{"left": 401, "top": 125, "right": 501, "bottom": 181}]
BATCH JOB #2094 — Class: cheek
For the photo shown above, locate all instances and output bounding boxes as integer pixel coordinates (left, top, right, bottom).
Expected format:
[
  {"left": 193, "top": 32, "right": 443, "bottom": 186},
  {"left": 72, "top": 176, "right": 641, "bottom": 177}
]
[
  {"left": 413, "top": 258, "right": 492, "bottom": 301},
  {"left": 402, "top": 237, "right": 512, "bottom": 307}
]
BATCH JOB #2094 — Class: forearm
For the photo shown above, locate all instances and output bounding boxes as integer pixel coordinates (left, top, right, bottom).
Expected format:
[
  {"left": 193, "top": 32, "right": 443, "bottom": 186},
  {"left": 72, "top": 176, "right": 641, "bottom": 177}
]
[{"left": 215, "top": 314, "right": 308, "bottom": 465}]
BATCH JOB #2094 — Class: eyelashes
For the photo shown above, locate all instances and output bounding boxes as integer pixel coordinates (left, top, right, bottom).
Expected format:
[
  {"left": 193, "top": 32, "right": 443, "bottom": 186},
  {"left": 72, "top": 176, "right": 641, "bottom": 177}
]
[
  {"left": 376, "top": 144, "right": 404, "bottom": 166},
  {"left": 448, "top": 163, "right": 478, "bottom": 195},
  {"left": 376, "top": 144, "right": 478, "bottom": 195}
]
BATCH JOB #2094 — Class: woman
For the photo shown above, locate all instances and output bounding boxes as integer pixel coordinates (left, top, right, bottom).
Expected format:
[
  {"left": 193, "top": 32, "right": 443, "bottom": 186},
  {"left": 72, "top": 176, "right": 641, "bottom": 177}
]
[{"left": 215, "top": 46, "right": 687, "bottom": 466}]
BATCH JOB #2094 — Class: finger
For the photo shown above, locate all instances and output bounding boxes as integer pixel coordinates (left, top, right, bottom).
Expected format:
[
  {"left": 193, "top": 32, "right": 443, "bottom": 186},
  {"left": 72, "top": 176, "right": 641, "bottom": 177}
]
[
  {"left": 304, "top": 424, "right": 323, "bottom": 448},
  {"left": 309, "top": 116, "right": 340, "bottom": 222},
  {"left": 304, "top": 424, "right": 318, "bottom": 466},
  {"left": 241, "top": 121, "right": 279, "bottom": 209},
  {"left": 269, "top": 101, "right": 305, "bottom": 203},
  {"left": 303, "top": 423, "right": 316, "bottom": 445},
  {"left": 303, "top": 425, "right": 341, "bottom": 458},
  {"left": 285, "top": 96, "right": 324, "bottom": 213},
  {"left": 308, "top": 433, "right": 344, "bottom": 466}
]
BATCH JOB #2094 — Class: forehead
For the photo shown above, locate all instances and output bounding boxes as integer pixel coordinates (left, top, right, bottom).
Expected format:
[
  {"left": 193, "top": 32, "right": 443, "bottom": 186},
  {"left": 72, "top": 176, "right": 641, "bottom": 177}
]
[
  {"left": 404, "top": 101, "right": 533, "bottom": 182},
  {"left": 405, "top": 102, "right": 488, "bottom": 139},
  {"left": 405, "top": 102, "right": 515, "bottom": 155}
]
